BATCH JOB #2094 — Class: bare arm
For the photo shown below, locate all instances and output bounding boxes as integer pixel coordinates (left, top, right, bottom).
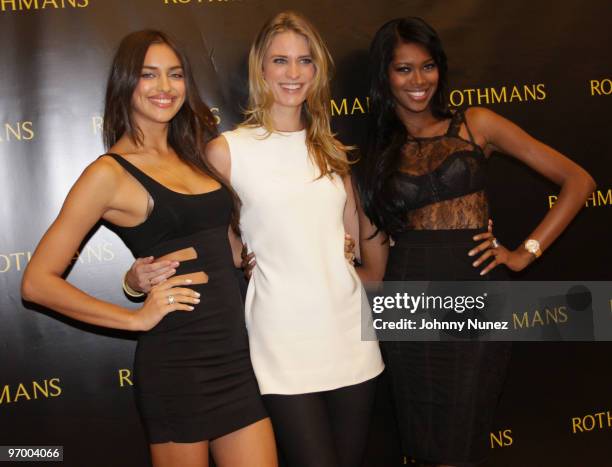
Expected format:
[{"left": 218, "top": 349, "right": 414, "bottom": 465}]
[
  {"left": 206, "top": 135, "right": 245, "bottom": 267},
  {"left": 22, "top": 158, "right": 197, "bottom": 331},
  {"left": 342, "top": 175, "right": 360, "bottom": 260},
  {"left": 468, "top": 107, "right": 596, "bottom": 271},
  {"left": 353, "top": 179, "right": 389, "bottom": 282}
]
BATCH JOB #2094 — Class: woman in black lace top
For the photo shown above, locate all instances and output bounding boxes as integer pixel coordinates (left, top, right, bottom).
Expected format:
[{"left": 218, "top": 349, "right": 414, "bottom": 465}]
[{"left": 355, "top": 17, "right": 595, "bottom": 467}]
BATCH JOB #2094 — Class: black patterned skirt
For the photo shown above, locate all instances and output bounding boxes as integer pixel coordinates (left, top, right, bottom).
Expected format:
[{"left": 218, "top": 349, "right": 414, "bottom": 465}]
[{"left": 382, "top": 229, "right": 511, "bottom": 466}]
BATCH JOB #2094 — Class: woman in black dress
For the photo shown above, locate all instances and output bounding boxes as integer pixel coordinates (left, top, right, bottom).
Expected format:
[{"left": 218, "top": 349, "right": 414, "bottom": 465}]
[
  {"left": 355, "top": 17, "right": 595, "bottom": 467},
  {"left": 21, "top": 30, "right": 276, "bottom": 467}
]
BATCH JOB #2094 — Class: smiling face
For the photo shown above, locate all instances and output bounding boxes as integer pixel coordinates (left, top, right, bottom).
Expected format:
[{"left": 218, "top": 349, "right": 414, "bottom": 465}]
[
  {"left": 388, "top": 41, "right": 439, "bottom": 118},
  {"left": 262, "top": 31, "right": 315, "bottom": 113},
  {"left": 131, "top": 43, "right": 186, "bottom": 127}
]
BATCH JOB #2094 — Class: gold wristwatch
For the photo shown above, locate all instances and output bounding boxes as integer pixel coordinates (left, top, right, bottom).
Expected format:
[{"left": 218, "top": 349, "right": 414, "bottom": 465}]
[{"left": 524, "top": 239, "right": 542, "bottom": 258}]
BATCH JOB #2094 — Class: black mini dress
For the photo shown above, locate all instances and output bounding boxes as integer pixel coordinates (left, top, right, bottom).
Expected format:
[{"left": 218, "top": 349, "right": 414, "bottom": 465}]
[{"left": 104, "top": 153, "right": 266, "bottom": 443}]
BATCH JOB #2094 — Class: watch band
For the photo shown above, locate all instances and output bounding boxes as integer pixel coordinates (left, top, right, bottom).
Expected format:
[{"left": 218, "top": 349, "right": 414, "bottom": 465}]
[{"left": 524, "top": 239, "right": 542, "bottom": 258}]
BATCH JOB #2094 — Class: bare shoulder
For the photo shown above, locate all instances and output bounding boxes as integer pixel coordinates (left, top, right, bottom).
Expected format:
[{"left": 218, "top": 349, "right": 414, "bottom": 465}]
[
  {"left": 206, "top": 134, "right": 230, "bottom": 158},
  {"left": 205, "top": 135, "right": 231, "bottom": 179},
  {"left": 79, "top": 155, "right": 125, "bottom": 189},
  {"left": 464, "top": 106, "right": 500, "bottom": 129}
]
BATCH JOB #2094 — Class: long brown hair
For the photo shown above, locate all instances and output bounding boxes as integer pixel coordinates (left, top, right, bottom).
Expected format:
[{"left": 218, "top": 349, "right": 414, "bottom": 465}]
[
  {"left": 103, "top": 30, "right": 241, "bottom": 229},
  {"left": 242, "top": 11, "right": 352, "bottom": 178}
]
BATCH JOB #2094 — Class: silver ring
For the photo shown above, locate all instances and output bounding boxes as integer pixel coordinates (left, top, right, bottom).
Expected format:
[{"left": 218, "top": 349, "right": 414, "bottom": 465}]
[
  {"left": 167, "top": 295, "right": 175, "bottom": 305},
  {"left": 491, "top": 238, "right": 500, "bottom": 249}
]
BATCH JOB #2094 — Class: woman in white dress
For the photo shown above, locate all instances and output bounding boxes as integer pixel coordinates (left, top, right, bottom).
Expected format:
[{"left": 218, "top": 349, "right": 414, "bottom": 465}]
[{"left": 127, "top": 11, "right": 384, "bottom": 467}]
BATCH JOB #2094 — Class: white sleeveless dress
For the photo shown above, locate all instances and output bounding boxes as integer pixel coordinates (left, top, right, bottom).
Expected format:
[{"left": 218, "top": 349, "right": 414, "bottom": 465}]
[{"left": 223, "top": 126, "right": 384, "bottom": 395}]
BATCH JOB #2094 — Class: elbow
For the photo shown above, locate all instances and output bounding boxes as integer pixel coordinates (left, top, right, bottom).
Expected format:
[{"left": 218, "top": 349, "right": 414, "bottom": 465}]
[
  {"left": 585, "top": 173, "right": 596, "bottom": 194},
  {"left": 21, "top": 271, "right": 37, "bottom": 303}
]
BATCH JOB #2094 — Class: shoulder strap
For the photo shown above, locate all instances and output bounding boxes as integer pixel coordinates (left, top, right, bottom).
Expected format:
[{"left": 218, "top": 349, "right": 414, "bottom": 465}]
[
  {"left": 461, "top": 111, "right": 477, "bottom": 145},
  {"left": 101, "top": 153, "right": 162, "bottom": 195},
  {"left": 446, "top": 110, "right": 463, "bottom": 137}
]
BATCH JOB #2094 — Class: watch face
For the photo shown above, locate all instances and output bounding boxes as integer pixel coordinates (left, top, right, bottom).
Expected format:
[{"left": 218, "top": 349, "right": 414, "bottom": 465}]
[{"left": 525, "top": 239, "right": 540, "bottom": 253}]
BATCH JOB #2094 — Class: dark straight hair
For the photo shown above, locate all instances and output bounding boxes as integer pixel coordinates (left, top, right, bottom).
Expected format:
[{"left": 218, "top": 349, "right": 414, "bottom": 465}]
[
  {"left": 357, "top": 17, "right": 452, "bottom": 234},
  {"left": 102, "top": 30, "right": 241, "bottom": 230}
]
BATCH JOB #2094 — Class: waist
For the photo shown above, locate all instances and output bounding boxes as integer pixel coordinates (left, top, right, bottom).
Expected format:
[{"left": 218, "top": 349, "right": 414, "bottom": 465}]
[{"left": 392, "top": 228, "right": 486, "bottom": 247}]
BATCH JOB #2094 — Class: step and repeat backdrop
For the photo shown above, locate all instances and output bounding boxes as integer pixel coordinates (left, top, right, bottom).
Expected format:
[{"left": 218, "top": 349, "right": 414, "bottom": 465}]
[{"left": 1, "top": 1, "right": 610, "bottom": 466}]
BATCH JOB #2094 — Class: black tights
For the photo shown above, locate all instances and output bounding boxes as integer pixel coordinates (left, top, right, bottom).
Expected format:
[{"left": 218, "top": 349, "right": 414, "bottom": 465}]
[{"left": 262, "top": 376, "right": 377, "bottom": 467}]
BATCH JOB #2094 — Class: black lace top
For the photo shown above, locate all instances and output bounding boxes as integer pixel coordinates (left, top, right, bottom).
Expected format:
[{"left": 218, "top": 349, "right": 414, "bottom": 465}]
[{"left": 393, "top": 110, "right": 488, "bottom": 230}]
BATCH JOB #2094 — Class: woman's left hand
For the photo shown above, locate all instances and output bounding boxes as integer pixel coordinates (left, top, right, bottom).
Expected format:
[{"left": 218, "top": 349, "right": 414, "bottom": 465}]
[
  {"left": 469, "top": 219, "right": 533, "bottom": 275},
  {"left": 345, "top": 234, "right": 356, "bottom": 265},
  {"left": 241, "top": 244, "right": 256, "bottom": 279}
]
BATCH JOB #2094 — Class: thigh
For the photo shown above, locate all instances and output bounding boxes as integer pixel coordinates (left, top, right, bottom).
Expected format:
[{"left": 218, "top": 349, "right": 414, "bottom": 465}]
[
  {"left": 324, "top": 377, "right": 378, "bottom": 467},
  {"left": 263, "top": 393, "right": 337, "bottom": 467},
  {"left": 150, "top": 441, "right": 208, "bottom": 467},
  {"left": 210, "top": 418, "right": 277, "bottom": 467}
]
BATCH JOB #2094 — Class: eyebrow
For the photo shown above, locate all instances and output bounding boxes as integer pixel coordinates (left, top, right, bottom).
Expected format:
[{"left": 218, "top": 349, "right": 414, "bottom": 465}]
[
  {"left": 392, "top": 58, "right": 435, "bottom": 65},
  {"left": 269, "top": 54, "right": 312, "bottom": 58},
  {"left": 142, "top": 65, "right": 183, "bottom": 70}
]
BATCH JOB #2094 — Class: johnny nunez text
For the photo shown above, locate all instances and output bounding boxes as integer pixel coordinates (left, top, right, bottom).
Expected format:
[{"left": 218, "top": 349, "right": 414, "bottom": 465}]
[{"left": 373, "top": 318, "right": 509, "bottom": 332}]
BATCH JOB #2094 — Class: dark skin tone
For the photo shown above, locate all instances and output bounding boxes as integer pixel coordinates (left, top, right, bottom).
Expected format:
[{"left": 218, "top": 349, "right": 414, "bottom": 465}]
[
  {"left": 356, "top": 42, "right": 595, "bottom": 290},
  {"left": 357, "top": 41, "right": 595, "bottom": 467}
]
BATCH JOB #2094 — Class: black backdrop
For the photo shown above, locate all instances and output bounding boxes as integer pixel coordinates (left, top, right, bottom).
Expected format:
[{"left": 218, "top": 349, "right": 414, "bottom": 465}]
[{"left": 1, "top": 1, "right": 611, "bottom": 466}]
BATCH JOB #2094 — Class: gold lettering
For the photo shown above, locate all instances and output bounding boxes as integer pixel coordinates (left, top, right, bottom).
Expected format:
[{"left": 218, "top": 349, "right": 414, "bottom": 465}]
[
  {"left": 48, "top": 378, "right": 62, "bottom": 397},
  {"left": 102, "top": 242, "right": 115, "bottom": 261},
  {"left": 10, "top": 252, "right": 26, "bottom": 271},
  {"left": 536, "top": 83, "right": 546, "bottom": 100},
  {"left": 548, "top": 195, "right": 558, "bottom": 208},
  {"left": 585, "top": 192, "right": 596, "bottom": 207},
  {"left": 21, "top": 121, "right": 34, "bottom": 139},
  {"left": 449, "top": 90, "right": 464, "bottom": 107},
  {"left": 119, "top": 369, "right": 133, "bottom": 387},
  {"left": 41, "top": 0, "right": 59, "bottom": 7},
  {"left": 509, "top": 86, "right": 522, "bottom": 102},
  {"left": 32, "top": 380, "right": 49, "bottom": 399},
  {"left": 572, "top": 417, "right": 583, "bottom": 433},
  {"left": 593, "top": 412, "right": 606, "bottom": 429},
  {"left": 330, "top": 98, "right": 348, "bottom": 116},
  {"left": 490, "top": 431, "right": 503, "bottom": 448},
  {"left": 86, "top": 244, "right": 102, "bottom": 262},
  {"left": 490, "top": 86, "right": 507, "bottom": 104},
  {"left": 544, "top": 307, "right": 565, "bottom": 324},
  {"left": 1, "top": 0, "right": 17, "bottom": 12},
  {"left": 513, "top": 311, "right": 530, "bottom": 329},
  {"left": 464, "top": 89, "right": 475, "bottom": 106},
  {"left": 0, "top": 255, "right": 10, "bottom": 273},
  {"left": 597, "top": 189, "right": 611, "bottom": 205},
  {"left": 351, "top": 98, "right": 365, "bottom": 115},
  {"left": 582, "top": 415, "right": 595, "bottom": 431},
  {"left": 490, "top": 429, "right": 512, "bottom": 448},
  {"left": 591, "top": 79, "right": 611, "bottom": 96},
  {"left": 5, "top": 122, "right": 21, "bottom": 140},
  {"left": 476, "top": 87, "right": 490, "bottom": 104},
  {"left": 14, "top": 383, "right": 31, "bottom": 401},
  {"left": 92, "top": 116, "right": 102, "bottom": 135},
  {"left": 523, "top": 84, "right": 537, "bottom": 101},
  {"left": 19, "top": 0, "right": 38, "bottom": 9},
  {"left": 557, "top": 306, "right": 568, "bottom": 323},
  {"left": 0, "top": 385, "right": 11, "bottom": 404},
  {"left": 532, "top": 310, "right": 544, "bottom": 326}
]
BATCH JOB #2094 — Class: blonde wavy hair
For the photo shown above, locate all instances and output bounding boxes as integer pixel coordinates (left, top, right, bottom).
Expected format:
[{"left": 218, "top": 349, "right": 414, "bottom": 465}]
[{"left": 241, "top": 10, "right": 352, "bottom": 177}]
